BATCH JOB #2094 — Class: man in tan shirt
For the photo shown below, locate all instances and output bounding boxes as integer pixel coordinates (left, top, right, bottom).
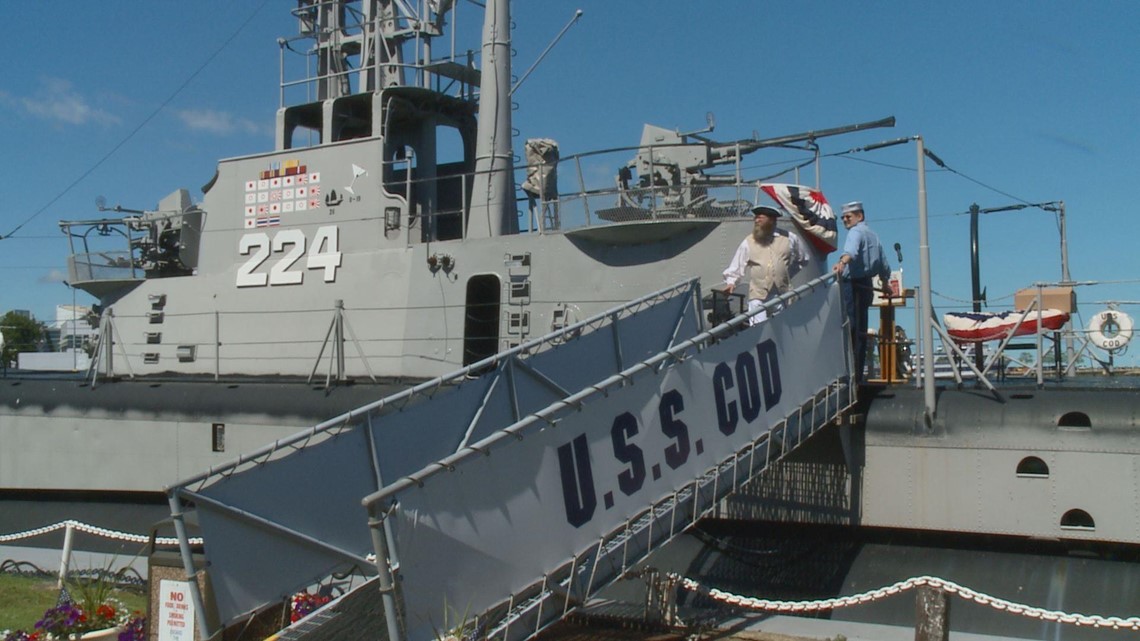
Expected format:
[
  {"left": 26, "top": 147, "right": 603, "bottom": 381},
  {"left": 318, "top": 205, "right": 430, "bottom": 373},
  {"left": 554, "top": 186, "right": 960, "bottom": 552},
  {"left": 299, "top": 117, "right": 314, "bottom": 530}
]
[{"left": 720, "top": 205, "right": 808, "bottom": 325}]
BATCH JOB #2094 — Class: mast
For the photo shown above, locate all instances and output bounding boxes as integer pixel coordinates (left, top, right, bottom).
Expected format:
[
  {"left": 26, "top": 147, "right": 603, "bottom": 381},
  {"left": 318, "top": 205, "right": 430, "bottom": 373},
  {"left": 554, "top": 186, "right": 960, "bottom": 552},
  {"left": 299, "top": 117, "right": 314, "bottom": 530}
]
[
  {"left": 313, "top": 1, "right": 351, "bottom": 99},
  {"left": 467, "top": 0, "right": 517, "bottom": 238}
]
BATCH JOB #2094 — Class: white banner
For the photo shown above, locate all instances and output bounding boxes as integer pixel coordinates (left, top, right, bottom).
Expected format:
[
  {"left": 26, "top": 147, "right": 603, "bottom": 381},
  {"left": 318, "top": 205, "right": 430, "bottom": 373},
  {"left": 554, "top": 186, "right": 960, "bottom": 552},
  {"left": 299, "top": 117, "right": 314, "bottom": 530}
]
[{"left": 390, "top": 282, "right": 846, "bottom": 640}]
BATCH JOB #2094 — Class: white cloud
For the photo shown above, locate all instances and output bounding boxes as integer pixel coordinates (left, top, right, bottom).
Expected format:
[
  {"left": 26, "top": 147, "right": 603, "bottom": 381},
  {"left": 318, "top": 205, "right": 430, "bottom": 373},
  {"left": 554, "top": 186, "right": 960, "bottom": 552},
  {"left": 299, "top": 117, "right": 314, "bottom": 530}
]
[
  {"left": 176, "top": 108, "right": 262, "bottom": 136},
  {"left": 40, "top": 269, "right": 69, "bottom": 285},
  {"left": 18, "top": 78, "right": 120, "bottom": 127}
]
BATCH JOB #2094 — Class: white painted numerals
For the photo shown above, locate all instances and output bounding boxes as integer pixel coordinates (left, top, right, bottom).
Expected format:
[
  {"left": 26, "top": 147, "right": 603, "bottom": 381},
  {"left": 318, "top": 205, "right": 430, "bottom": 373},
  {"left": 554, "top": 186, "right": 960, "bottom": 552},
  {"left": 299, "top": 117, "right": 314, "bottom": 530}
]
[
  {"left": 306, "top": 225, "right": 342, "bottom": 282},
  {"left": 236, "top": 233, "right": 270, "bottom": 287},
  {"left": 236, "top": 225, "right": 342, "bottom": 288}
]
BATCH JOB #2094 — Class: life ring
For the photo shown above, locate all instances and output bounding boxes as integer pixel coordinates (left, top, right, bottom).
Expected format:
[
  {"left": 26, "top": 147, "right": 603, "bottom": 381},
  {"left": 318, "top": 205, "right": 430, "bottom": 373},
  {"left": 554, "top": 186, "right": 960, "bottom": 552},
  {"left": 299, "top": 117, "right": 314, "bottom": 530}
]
[{"left": 1087, "top": 309, "right": 1133, "bottom": 351}]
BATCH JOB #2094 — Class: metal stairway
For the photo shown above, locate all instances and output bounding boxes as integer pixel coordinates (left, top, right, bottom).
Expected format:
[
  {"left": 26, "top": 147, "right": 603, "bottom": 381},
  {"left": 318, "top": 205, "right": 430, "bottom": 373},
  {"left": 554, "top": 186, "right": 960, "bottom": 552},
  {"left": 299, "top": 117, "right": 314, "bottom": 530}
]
[{"left": 166, "top": 275, "right": 854, "bottom": 641}]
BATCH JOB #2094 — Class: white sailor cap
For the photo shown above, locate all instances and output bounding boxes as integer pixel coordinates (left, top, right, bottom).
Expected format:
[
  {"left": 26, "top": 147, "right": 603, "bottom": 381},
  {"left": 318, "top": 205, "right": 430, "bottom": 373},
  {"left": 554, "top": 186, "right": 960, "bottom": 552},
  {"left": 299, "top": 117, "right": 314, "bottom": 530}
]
[{"left": 842, "top": 201, "right": 863, "bottom": 214}]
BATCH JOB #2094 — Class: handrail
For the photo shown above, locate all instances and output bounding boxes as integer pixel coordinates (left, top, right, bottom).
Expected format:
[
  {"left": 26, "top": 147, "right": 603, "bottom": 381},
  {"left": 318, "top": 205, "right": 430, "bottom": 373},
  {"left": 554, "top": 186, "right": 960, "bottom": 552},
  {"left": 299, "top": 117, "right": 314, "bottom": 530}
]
[
  {"left": 358, "top": 271, "right": 846, "bottom": 641},
  {"left": 166, "top": 278, "right": 701, "bottom": 491},
  {"left": 361, "top": 272, "right": 838, "bottom": 510}
]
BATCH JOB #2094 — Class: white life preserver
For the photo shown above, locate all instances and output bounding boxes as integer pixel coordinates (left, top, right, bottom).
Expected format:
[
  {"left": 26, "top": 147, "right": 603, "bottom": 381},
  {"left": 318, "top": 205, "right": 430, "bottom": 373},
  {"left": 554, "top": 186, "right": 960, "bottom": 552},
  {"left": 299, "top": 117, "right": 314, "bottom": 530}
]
[{"left": 1087, "top": 309, "right": 1134, "bottom": 351}]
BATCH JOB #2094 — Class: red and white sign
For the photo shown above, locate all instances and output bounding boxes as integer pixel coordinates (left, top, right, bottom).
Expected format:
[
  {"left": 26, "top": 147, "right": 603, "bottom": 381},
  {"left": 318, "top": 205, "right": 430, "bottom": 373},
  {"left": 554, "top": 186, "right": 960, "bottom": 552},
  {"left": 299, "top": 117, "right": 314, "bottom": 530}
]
[{"left": 157, "top": 580, "right": 196, "bottom": 641}]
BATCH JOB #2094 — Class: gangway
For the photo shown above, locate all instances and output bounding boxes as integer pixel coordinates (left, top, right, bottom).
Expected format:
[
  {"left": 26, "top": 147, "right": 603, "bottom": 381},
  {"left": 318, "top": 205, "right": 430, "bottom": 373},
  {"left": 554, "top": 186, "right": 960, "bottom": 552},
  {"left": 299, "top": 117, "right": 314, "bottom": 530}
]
[{"left": 165, "top": 274, "right": 854, "bottom": 641}]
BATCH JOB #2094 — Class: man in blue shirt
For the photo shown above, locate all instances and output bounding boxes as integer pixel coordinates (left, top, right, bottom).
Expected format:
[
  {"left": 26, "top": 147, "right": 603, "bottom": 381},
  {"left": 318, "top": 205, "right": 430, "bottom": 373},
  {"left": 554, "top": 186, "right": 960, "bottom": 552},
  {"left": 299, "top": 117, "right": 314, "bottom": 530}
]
[{"left": 831, "top": 201, "right": 891, "bottom": 384}]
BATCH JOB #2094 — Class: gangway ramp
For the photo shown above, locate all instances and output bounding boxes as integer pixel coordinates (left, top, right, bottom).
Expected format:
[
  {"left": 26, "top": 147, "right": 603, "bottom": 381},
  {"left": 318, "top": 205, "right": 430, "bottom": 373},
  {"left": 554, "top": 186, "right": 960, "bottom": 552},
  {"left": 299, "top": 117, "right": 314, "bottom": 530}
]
[{"left": 166, "top": 275, "right": 853, "bottom": 641}]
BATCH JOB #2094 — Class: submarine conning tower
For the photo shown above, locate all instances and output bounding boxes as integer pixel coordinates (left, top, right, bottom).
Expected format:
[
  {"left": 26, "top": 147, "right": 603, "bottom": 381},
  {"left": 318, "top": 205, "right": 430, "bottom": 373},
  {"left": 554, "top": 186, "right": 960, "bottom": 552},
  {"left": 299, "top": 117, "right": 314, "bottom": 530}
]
[{"left": 273, "top": 0, "right": 515, "bottom": 240}]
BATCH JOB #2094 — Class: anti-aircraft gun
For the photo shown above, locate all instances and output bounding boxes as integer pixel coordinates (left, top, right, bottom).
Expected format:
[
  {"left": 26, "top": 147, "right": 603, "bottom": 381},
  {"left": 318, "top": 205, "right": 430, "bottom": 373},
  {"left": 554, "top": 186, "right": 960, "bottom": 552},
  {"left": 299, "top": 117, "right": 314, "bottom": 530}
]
[
  {"left": 59, "top": 189, "right": 204, "bottom": 299},
  {"left": 603, "top": 115, "right": 895, "bottom": 221}
]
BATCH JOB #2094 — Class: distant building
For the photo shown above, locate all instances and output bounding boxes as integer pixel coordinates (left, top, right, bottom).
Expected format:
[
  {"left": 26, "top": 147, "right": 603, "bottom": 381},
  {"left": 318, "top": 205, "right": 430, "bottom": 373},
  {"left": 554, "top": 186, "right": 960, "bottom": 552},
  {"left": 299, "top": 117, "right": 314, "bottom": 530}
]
[
  {"left": 48, "top": 304, "right": 98, "bottom": 351},
  {"left": 17, "top": 305, "right": 95, "bottom": 371}
]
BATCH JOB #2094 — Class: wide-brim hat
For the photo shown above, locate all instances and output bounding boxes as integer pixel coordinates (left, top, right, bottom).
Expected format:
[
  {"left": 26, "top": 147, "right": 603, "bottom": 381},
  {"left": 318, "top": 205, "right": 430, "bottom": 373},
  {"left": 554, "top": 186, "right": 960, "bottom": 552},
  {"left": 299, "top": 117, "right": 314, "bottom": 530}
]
[{"left": 750, "top": 205, "right": 782, "bottom": 218}]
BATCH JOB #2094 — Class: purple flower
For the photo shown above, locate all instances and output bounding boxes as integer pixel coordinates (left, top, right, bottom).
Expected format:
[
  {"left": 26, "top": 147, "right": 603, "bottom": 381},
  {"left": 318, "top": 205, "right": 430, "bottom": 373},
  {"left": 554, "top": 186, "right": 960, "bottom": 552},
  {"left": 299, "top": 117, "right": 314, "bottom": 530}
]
[
  {"left": 117, "top": 616, "right": 147, "bottom": 641},
  {"left": 35, "top": 602, "right": 89, "bottom": 635}
]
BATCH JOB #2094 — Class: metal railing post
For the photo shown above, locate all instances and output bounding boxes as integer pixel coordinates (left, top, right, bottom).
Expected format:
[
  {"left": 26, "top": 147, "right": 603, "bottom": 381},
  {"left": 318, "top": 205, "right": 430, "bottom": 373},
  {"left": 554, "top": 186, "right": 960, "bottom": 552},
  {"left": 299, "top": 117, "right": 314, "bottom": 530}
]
[
  {"left": 574, "top": 156, "right": 590, "bottom": 225},
  {"left": 916, "top": 136, "right": 936, "bottom": 427},
  {"left": 214, "top": 310, "right": 220, "bottom": 382},
  {"left": 1036, "top": 286, "right": 1045, "bottom": 387},
  {"left": 168, "top": 492, "right": 212, "bottom": 640},
  {"left": 57, "top": 521, "right": 75, "bottom": 590},
  {"left": 368, "top": 502, "right": 404, "bottom": 641}
]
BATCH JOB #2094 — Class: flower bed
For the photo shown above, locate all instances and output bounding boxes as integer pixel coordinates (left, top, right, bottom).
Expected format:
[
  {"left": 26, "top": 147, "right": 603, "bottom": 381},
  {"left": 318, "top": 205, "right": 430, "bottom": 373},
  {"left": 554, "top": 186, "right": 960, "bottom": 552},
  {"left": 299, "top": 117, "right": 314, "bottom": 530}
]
[
  {"left": 2, "top": 597, "right": 145, "bottom": 641},
  {"left": 290, "top": 591, "right": 331, "bottom": 623}
]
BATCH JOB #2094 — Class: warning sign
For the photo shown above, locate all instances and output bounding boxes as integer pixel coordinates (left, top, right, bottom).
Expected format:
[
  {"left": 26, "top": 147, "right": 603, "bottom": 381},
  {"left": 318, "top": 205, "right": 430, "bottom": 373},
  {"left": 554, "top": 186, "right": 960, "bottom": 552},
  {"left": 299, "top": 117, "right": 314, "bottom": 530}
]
[{"left": 157, "top": 580, "right": 197, "bottom": 641}]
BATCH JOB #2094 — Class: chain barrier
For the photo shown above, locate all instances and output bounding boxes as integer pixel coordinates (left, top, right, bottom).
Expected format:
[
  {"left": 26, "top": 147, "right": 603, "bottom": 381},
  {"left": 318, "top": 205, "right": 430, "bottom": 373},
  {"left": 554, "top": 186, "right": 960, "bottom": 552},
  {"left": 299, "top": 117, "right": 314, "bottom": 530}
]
[
  {"left": 673, "top": 574, "right": 1140, "bottom": 631},
  {"left": 0, "top": 559, "right": 148, "bottom": 588},
  {"left": 0, "top": 520, "right": 201, "bottom": 546}
]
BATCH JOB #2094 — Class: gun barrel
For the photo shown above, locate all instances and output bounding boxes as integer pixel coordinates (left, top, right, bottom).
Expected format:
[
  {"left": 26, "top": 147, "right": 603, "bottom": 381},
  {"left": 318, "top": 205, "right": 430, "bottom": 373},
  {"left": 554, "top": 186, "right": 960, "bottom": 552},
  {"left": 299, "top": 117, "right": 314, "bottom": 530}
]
[
  {"left": 757, "top": 116, "right": 896, "bottom": 148},
  {"left": 715, "top": 116, "right": 896, "bottom": 160}
]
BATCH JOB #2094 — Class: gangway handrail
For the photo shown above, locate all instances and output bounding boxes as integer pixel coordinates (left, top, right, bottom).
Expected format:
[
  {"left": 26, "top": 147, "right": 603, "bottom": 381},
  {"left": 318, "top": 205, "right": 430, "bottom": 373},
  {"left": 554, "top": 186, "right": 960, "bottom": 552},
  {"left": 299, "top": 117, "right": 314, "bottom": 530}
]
[
  {"left": 361, "top": 271, "right": 846, "bottom": 641},
  {"left": 362, "top": 272, "right": 840, "bottom": 507},
  {"left": 164, "top": 271, "right": 846, "bottom": 641},
  {"left": 164, "top": 277, "right": 709, "bottom": 639},
  {"left": 166, "top": 278, "right": 700, "bottom": 492}
]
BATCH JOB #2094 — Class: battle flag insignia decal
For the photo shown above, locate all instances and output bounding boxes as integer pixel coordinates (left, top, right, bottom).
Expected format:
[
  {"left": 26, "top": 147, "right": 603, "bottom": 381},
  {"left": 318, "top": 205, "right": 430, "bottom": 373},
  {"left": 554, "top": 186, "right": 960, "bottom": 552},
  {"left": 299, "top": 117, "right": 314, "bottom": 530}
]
[{"left": 243, "top": 159, "right": 318, "bottom": 223}]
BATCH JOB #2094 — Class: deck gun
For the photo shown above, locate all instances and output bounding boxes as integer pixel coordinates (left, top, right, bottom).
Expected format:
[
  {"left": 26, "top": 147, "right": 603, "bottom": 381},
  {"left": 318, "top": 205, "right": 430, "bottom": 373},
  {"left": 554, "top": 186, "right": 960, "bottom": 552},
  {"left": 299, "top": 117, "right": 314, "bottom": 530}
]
[
  {"left": 618, "top": 115, "right": 895, "bottom": 214},
  {"left": 59, "top": 189, "right": 205, "bottom": 297}
]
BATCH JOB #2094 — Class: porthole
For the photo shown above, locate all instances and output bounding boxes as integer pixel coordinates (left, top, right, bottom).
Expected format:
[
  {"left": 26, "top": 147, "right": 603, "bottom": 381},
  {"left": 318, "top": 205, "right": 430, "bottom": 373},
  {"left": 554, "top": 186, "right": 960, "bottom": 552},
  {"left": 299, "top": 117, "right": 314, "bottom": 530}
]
[
  {"left": 1058, "top": 411, "right": 1092, "bottom": 428},
  {"left": 1016, "top": 456, "right": 1049, "bottom": 478},
  {"left": 1060, "top": 509, "right": 1095, "bottom": 530}
]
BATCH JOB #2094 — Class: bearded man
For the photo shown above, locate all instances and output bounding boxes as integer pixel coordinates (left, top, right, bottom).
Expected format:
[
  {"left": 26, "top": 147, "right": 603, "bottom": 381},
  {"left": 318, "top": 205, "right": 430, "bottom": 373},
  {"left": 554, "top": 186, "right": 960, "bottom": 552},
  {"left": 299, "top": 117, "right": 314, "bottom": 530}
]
[{"left": 720, "top": 205, "right": 808, "bottom": 325}]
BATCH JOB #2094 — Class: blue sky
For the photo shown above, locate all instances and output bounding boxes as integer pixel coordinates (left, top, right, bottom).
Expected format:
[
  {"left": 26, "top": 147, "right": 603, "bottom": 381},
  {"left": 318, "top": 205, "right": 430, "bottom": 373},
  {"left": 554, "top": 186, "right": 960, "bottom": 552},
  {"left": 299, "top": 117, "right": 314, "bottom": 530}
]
[{"left": 1, "top": 1, "right": 1137, "bottom": 364}]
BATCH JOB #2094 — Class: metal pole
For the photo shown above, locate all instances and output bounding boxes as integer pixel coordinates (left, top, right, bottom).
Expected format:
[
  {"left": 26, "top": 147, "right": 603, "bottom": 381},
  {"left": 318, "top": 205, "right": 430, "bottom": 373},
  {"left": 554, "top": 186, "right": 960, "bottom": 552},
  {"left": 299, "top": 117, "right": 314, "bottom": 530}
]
[
  {"left": 1058, "top": 200, "right": 1075, "bottom": 366},
  {"left": 368, "top": 503, "right": 404, "bottom": 641},
  {"left": 406, "top": 148, "right": 416, "bottom": 244},
  {"left": 1036, "top": 287, "right": 1045, "bottom": 387},
  {"left": 916, "top": 137, "right": 936, "bottom": 426},
  {"left": 335, "top": 300, "right": 346, "bottom": 381},
  {"left": 104, "top": 310, "right": 114, "bottom": 380},
  {"left": 214, "top": 310, "right": 220, "bottom": 382},
  {"left": 71, "top": 284, "right": 78, "bottom": 371},
  {"left": 734, "top": 143, "right": 742, "bottom": 205},
  {"left": 509, "top": 10, "right": 583, "bottom": 96},
  {"left": 576, "top": 156, "right": 591, "bottom": 224},
  {"left": 168, "top": 492, "right": 212, "bottom": 639},
  {"left": 1058, "top": 201, "right": 1071, "bottom": 283},
  {"left": 913, "top": 286, "right": 923, "bottom": 389},
  {"left": 57, "top": 521, "right": 75, "bottom": 590},
  {"left": 969, "top": 203, "right": 984, "bottom": 372}
]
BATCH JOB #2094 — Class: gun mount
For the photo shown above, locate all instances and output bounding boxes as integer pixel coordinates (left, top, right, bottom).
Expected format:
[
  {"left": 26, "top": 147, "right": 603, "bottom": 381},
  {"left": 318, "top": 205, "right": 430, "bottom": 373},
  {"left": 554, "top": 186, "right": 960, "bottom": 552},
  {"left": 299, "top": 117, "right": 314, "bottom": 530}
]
[
  {"left": 606, "top": 116, "right": 896, "bottom": 220},
  {"left": 59, "top": 189, "right": 204, "bottom": 298}
]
